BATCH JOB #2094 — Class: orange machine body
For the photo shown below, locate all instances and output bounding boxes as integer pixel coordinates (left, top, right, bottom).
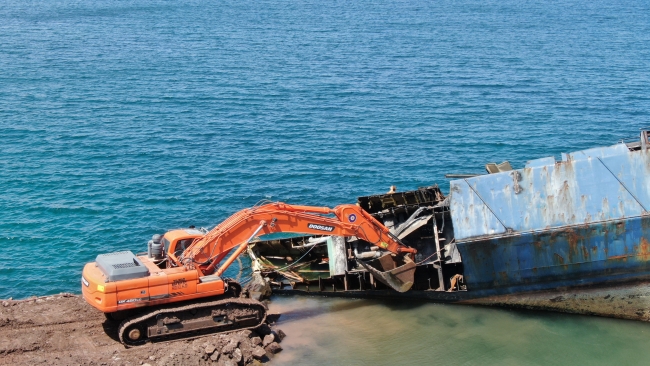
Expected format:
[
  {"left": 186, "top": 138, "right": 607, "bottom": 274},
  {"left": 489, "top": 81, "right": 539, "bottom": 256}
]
[
  {"left": 82, "top": 203, "right": 416, "bottom": 314},
  {"left": 81, "top": 229, "right": 225, "bottom": 313}
]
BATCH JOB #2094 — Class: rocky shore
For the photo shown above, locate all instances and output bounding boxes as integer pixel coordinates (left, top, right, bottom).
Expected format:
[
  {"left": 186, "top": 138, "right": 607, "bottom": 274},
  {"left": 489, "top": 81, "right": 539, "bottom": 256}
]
[{"left": 0, "top": 293, "right": 284, "bottom": 366}]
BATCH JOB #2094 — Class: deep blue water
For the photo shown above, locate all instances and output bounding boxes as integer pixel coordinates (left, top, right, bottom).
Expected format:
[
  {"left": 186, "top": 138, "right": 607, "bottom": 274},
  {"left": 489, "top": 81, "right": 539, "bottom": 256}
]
[{"left": 1, "top": 0, "right": 649, "bottom": 300}]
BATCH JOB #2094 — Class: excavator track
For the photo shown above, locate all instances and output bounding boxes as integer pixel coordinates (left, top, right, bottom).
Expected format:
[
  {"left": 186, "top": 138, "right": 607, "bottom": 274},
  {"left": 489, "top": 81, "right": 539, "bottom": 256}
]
[{"left": 117, "top": 297, "right": 267, "bottom": 346}]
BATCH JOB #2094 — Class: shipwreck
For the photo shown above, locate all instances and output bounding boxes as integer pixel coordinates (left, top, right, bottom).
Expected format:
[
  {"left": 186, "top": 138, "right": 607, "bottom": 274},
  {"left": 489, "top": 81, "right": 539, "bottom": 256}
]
[{"left": 247, "top": 129, "right": 650, "bottom": 322}]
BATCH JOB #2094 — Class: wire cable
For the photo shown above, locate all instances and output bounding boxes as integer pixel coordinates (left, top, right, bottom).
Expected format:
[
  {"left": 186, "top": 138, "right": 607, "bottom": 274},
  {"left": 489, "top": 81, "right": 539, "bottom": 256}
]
[{"left": 273, "top": 243, "right": 320, "bottom": 272}]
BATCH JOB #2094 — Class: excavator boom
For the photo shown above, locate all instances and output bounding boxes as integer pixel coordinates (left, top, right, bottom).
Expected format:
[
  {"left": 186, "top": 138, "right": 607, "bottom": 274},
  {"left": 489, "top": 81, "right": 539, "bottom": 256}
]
[{"left": 178, "top": 202, "right": 415, "bottom": 273}]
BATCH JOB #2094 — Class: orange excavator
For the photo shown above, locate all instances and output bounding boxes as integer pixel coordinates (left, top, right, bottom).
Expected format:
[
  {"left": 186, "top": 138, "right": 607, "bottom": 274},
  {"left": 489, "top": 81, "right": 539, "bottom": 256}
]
[{"left": 81, "top": 202, "right": 417, "bottom": 345}]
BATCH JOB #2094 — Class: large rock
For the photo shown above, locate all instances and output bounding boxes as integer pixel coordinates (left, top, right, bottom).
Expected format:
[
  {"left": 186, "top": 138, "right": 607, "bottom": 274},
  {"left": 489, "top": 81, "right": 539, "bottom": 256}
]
[
  {"left": 238, "top": 336, "right": 255, "bottom": 364},
  {"left": 239, "top": 329, "right": 253, "bottom": 338},
  {"left": 265, "top": 342, "right": 282, "bottom": 354},
  {"left": 262, "top": 334, "right": 275, "bottom": 347},
  {"left": 274, "top": 329, "right": 286, "bottom": 342},
  {"left": 232, "top": 348, "right": 243, "bottom": 364},
  {"left": 251, "top": 347, "right": 267, "bottom": 360},
  {"left": 221, "top": 339, "right": 240, "bottom": 355},
  {"left": 243, "top": 273, "right": 272, "bottom": 301}
]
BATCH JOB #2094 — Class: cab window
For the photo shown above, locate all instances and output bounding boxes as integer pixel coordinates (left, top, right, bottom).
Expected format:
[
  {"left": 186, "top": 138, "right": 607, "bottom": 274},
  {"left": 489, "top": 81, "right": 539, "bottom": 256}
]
[
  {"left": 174, "top": 238, "right": 196, "bottom": 257},
  {"left": 163, "top": 237, "right": 171, "bottom": 252}
]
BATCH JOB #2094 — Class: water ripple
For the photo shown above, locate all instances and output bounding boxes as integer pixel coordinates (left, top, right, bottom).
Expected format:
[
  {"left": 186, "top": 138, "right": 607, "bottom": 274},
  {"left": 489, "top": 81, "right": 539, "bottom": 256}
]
[{"left": 1, "top": 0, "right": 649, "bottom": 299}]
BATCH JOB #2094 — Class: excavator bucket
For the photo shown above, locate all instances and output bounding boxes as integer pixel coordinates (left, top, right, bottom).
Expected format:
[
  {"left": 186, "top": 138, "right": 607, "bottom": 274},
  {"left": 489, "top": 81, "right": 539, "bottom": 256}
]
[{"left": 358, "top": 253, "right": 416, "bottom": 293}]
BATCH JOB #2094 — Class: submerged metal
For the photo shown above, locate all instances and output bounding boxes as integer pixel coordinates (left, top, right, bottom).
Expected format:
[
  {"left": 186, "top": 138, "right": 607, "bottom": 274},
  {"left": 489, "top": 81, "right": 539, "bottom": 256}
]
[{"left": 251, "top": 131, "right": 650, "bottom": 322}]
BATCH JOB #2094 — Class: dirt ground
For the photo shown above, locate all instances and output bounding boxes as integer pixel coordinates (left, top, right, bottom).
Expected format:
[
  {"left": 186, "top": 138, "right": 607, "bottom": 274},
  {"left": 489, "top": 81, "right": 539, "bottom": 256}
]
[{"left": 0, "top": 294, "right": 283, "bottom": 366}]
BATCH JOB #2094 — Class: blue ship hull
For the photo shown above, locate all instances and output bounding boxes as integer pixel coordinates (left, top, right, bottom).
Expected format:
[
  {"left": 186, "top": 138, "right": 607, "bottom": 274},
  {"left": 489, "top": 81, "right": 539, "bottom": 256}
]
[
  {"left": 439, "top": 130, "right": 650, "bottom": 319},
  {"left": 268, "top": 131, "right": 650, "bottom": 321},
  {"left": 457, "top": 215, "right": 650, "bottom": 298}
]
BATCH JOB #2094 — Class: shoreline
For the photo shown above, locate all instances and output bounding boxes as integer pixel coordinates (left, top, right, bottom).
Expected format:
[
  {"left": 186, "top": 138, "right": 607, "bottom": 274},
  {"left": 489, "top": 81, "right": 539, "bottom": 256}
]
[{"left": 0, "top": 294, "right": 283, "bottom": 366}]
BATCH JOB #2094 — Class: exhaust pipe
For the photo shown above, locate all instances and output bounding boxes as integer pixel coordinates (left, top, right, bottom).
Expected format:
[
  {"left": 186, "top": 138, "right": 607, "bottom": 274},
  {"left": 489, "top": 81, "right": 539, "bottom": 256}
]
[{"left": 353, "top": 243, "right": 381, "bottom": 260}]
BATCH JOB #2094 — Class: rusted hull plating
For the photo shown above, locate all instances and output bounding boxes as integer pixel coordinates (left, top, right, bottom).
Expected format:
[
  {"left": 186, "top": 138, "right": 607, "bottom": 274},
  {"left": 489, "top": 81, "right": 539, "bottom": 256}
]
[
  {"left": 443, "top": 131, "right": 650, "bottom": 320},
  {"left": 456, "top": 215, "right": 650, "bottom": 298}
]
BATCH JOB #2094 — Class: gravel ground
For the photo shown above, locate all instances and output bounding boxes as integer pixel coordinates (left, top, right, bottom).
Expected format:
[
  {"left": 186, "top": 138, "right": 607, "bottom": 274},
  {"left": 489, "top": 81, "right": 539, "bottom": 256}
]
[{"left": 0, "top": 294, "right": 283, "bottom": 366}]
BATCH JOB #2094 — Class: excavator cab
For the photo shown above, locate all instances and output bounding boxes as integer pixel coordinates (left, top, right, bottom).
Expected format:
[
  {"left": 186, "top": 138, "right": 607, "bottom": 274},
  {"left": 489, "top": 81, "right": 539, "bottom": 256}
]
[{"left": 148, "top": 229, "right": 205, "bottom": 268}]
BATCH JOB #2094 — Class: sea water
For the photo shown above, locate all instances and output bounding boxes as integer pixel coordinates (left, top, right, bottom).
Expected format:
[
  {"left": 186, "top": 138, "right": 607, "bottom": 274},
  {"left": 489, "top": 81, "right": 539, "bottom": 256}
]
[
  {"left": 1, "top": 0, "right": 650, "bottom": 363},
  {"left": 268, "top": 295, "right": 650, "bottom": 366}
]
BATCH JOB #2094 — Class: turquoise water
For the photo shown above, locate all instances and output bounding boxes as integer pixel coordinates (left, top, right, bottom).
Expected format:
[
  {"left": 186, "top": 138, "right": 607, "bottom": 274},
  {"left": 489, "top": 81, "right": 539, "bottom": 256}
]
[
  {"left": 3, "top": 0, "right": 649, "bottom": 298},
  {"left": 268, "top": 296, "right": 650, "bottom": 366},
  {"left": 2, "top": 0, "right": 650, "bottom": 362}
]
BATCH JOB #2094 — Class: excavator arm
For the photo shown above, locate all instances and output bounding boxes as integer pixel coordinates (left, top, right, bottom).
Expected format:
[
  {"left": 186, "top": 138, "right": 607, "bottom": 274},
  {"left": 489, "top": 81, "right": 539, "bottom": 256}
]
[{"left": 177, "top": 202, "right": 417, "bottom": 292}]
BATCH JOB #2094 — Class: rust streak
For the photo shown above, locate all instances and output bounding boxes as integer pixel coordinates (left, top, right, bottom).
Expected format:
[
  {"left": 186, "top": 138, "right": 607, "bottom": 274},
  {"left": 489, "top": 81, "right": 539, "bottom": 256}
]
[
  {"left": 498, "top": 271, "right": 508, "bottom": 282},
  {"left": 641, "top": 216, "right": 650, "bottom": 230},
  {"left": 566, "top": 229, "right": 581, "bottom": 263},
  {"left": 637, "top": 238, "right": 650, "bottom": 261},
  {"left": 608, "top": 255, "right": 629, "bottom": 260}
]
